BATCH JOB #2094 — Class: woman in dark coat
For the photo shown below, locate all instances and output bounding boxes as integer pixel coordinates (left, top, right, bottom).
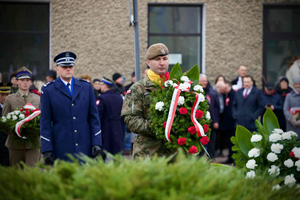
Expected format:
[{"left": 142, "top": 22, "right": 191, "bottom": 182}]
[{"left": 273, "top": 77, "right": 292, "bottom": 131}]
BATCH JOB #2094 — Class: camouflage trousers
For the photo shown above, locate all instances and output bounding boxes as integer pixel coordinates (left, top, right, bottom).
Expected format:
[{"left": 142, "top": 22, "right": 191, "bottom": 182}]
[{"left": 132, "top": 134, "right": 175, "bottom": 160}]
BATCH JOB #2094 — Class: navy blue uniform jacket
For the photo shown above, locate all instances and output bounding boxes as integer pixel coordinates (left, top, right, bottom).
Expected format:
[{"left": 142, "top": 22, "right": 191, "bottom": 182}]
[
  {"left": 40, "top": 77, "right": 102, "bottom": 161},
  {"left": 97, "top": 90, "right": 124, "bottom": 155},
  {"left": 233, "top": 87, "right": 264, "bottom": 131}
]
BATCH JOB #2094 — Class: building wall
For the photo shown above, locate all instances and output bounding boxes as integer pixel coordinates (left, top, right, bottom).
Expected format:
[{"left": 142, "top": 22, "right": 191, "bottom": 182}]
[{"left": 26, "top": 0, "right": 300, "bottom": 87}]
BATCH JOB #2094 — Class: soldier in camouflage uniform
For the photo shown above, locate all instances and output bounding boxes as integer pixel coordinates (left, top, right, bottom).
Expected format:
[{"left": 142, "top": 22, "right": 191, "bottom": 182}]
[{"left": 121, "top": 43, "right": 175, "bottom": 159}]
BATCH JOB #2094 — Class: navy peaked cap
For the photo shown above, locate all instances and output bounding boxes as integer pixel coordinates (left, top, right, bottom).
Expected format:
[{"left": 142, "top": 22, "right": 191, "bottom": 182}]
[{"left": 54, "top": 51, "right": 76, "bottom": 66}]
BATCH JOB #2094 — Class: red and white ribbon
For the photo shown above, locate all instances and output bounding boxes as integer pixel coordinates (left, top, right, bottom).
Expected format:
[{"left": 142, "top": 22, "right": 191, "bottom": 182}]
[
  {"left": 191, "top": 92, "right": 206, "bottom": 137},
  {"left": 15, "top": 103, "right": 41, "bottom": 139},
  {"left": 165, "top": 82, "right": 205, "bottom": 143},
  {"left": 165, "top": 88, "right": 181, "bottom": 142},
  {"left": 289, "top": 107, "right": 300, "bottom": 115}
]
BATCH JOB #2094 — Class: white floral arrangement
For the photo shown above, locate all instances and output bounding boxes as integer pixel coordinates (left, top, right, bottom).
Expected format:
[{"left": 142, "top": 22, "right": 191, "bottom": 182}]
[{"left": 232, "top": 109, "right": 300, "bottom": 190}]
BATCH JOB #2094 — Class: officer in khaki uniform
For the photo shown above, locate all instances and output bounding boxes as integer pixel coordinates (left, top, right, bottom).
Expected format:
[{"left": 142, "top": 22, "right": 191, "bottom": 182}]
[
  {"left": 2, "top": 67, "right": 41, "bottom": 167},
  {"left": 121, "top": 43, "right": 175, "bottom": 159}
]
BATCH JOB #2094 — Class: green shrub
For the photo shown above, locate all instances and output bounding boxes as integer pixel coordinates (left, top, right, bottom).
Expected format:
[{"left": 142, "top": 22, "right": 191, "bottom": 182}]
[{"left": 0, "top": 150, "right": 299, "bottom": 200}]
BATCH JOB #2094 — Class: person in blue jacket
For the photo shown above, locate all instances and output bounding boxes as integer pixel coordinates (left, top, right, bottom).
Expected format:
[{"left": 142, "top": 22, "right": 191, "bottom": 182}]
[
  {"left": 96, "top": 77, "right": 124, "bottom": 160},
  {"left": 40, "top": 52, "right": 102, "bottom": 164}
]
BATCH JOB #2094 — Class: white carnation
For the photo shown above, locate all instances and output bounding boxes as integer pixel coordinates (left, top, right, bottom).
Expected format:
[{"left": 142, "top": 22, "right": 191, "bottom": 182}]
[
  {"left": 250, "top": 134, "right": 262, "bottom": 142},
  {"left": 284, "top": 174, "right": 296, "bottom": 187},
  {"left": 19, "top": 114, "right": 25, "bottom": 120},
  {"left": 180, "top": 76, "right": 190, "bottom": 82},
  {"left": 272, "top": 184, "right": 281, "bottom": 190},
  {"left": 245, "top": 170, "right": 255, "bottom": 179},
  {"left": 1, "top": 116, "right": 7, "bottom": 122},
  {"left": 267, "top": 152, "right": 278, "bottom": 162},
  {"left": 284, "top": 159, "right": 294, "bottom": 168},
  {"left": 155, "top": 101, "right": 164, "bottom": 111},
  {"left": 6, "top": 114, "right": 11, "bottom": 119},
  {"left": 295, "top": 160, "right": 300, "bottom": 171},
  {"left": 14, "top": 110, "right": 20, "bottom": 115},
  {"left": 246, "top": 159, "right": 258, "bottom": 169},
  {"left": 282, "top": 132, "right": 292, "bottom": 140},
  {"left": 193, "top": 85, "right": 203, "bottom": 93},
  {"left": 198, "top": 93, "right": 205, "bottom": 102},
  {"left": 293, "top": 147, "right": 300, "bottom": 158},
  {"left": 272, "top": 128, "right": 284, "bottom": 134},
  {"left": 178, "top": 83, "right": 190, "bottom": 91},
  {"left": 248, "top": 148, "right": 260, "bottom": 158},
  {"left": 177, "top": 96, "right": 185, "bottom": 106},
  {"left": 269, "top": 133, "right": 282, "bottom": 142},
  {"left": 12, "top": 115, "right": 18, "bottom": 121},
  {"left": 206, "top": 111, "right": 211, "bottom": 120},
  {"left": 268, "top": 165, "right": 280, "bottom": 176},
  {"left": 164, "top": 80, "right": 173, "bottom": 87},
  {"left": 271, "top": 143, "right": 284, "bottom": 154},
  {"left": 286, "top": 131, "right": 297, "bottom": 137}
]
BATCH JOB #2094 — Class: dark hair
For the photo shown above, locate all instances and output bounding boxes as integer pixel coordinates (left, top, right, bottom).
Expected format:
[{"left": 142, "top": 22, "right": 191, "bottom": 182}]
[
  {"left": 288, "top": 56, "right": 300, "bottom": 70},
  {"left": 224, "top": 80, "right": 232, "bottom": 86},
  {"left": 243, "top": 75, "right": 254, "bottom": 82},
  {"left": 214, "top": 75, "right": 226, "bottom": 84}
]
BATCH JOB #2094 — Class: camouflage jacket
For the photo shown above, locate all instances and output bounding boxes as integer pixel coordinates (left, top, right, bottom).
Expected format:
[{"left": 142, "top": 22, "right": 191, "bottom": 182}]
[{"left": 121, "top": 76, "right": 174, "bottom": 159}]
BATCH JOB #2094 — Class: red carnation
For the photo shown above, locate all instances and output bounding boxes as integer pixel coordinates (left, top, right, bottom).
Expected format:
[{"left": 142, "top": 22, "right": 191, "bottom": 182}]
[
  {"left": 179, "top": 108, "right": 188, "bottom": 115},
  {"left": 289, "top": 151, "right": 295, "bottom": 158},
  {"left": 203, "top": 124, "right": 209, "bottom": 133},
  {"left": 188, "top": 146, "right": 198, "bottom": 154},
  {"left": 25, "top": 110, "right": 30, "bottom": 117},
  {"left": 177, "top": 138, "right": 186, "bottom": 145},
  {"left": 163, "top": 121, "right": 166, "bottom": 128},
  {"left": 200, "top": 136, "right": 209, "bottom": 145},
  {"left": 196, "top": 110, "right": 203, "bottom": 119},
  {"left": 188, "top": 126, "right": 196, "bottom": 135}
]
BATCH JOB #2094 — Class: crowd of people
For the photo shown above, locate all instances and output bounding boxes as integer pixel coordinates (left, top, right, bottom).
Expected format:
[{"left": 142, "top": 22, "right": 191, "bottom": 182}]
[{"left": 0, "top": 44, "right": 299, "bottom": 167}]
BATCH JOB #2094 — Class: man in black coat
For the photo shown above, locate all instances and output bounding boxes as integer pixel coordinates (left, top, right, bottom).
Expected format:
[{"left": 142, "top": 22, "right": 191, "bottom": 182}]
[
  {"left": 0, "top": 83, "right": 12, "bottom": 166},
  {"left": 97, "top": 77, "right": 124, "bottom": 160},
  {"left": 233, "top": 75, "right": 264, "bottom": 133},
  {"left": 219, "top": 81, "right": 236, "bottom": 164},
  {"left": 199, "top": 74, "right": 220, "bottom": 159}
]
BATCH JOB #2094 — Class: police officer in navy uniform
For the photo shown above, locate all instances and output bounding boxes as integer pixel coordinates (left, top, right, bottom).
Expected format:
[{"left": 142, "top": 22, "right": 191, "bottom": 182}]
[
  {"left": 96, "top": 77, "right": 124, "bottom": 160},
  {"left": 0, "top": 82, "right": 12, "bottom": 166},
  {"left": 40, "top": 52, "right": 102, "bottom": 164}
]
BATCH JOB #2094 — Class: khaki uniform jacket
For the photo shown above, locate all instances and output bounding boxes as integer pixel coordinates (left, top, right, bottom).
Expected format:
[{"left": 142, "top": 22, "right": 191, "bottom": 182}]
[
  {"left": 121, "top": 76, "right": 175, "bottom": 159},
  {"left": 2, "top": 92, "right": 41, "bottom": 149}
]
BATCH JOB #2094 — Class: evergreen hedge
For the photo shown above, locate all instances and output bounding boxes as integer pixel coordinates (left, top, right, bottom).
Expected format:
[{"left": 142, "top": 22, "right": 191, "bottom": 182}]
[{"left": 0, "top": 150, "right": 299, "bottom": 200}]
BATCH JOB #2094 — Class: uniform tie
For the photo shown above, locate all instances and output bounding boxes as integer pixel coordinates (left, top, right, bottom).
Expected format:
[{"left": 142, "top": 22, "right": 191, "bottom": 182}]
[
  {"left": 67, "top": 83, "right": 71, "bottom": 91},
  {"left": 23, "top": 95, "right": 28, "bottom": 103}
]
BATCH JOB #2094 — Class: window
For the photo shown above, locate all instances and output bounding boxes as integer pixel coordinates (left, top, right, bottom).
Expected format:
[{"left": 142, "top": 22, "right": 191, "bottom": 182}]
[
  {"left": 0, "top": 2, "right": 50, "bottom": 82},
  {"left": 263, "top": 5, "right": 300, "bottom": 84},
  {"left": 148, "top": 4, "right": 203, "bottom": 73}
]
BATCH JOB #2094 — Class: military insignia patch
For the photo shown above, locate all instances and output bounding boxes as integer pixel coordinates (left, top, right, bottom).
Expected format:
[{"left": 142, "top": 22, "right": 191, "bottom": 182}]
[
  {"left": 160, "top": 49, "right": 165, "bottom": 54},
  {"left": 96, "top": 100, "right": 100, "bottom": 105},
  {"left": 127, "top": 90, "right": 131, "bottom": 94}
]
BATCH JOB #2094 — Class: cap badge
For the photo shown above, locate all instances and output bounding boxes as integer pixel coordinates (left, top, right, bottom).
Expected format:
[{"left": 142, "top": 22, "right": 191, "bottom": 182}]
[
  {"left": 66, "top": 52, "right": 69, "bottom": 57},
  {"left": 160, "top": 49, "right": 166, "bottom": 54}
]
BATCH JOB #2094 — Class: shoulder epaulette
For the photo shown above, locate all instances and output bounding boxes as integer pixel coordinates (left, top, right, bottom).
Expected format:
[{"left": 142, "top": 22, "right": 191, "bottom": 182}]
[
  {"left": 6, "top": 93, "right": 15, "bottom": 99},
  {"left": 78, "top": 78, "right": 88, "bottom": 82},
  {"left": 43, "top": 80, "right": 55, "bottom": 88}
]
